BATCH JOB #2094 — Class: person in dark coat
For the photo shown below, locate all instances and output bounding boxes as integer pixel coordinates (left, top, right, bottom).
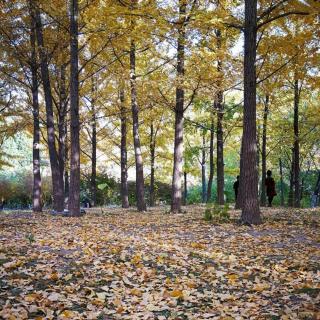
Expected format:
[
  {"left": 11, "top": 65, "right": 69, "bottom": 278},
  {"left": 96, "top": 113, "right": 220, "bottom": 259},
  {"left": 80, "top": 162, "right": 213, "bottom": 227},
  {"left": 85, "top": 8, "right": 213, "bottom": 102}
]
[
  {"left": 265, "top": 170, "right": 277, "bottom": 207},
  {"left": 233, "top": 175, "right": 240, "bottom": 200}
]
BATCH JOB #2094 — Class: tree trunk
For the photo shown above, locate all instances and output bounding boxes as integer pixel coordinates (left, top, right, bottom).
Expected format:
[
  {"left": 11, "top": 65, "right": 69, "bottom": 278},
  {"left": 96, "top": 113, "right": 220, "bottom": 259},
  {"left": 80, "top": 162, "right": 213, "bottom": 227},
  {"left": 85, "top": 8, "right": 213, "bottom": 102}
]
[
  {"left": 171, "top": 1, "right": 186, "bottom": 213},
  {"left": 240, "top": 0, "right": 261, "bottom": 224},
  {"left": 201, "top": 132, "right": 207, "bottom": 203},
  {"left": 279, "top": 158, "right": 285, "bottom": 206},
  {"left": 260, "top": 95, "right": 269, "bottom": 206},
  {"left": 216, "top": 90, "right": 224, "bottom": 205},
  {"left": 130, "top": 40, "right": 146, "bottom": 211},
  {"left": 150, "top": 122, "right": 156, "bottom": 207},
  {"left": 184, "top": 171, "right": 187, "bottom": 205},
  {"left": 34, "top": 4, "right": 64, "bottom": 212},
  {"left": 293, "top": 79, "right": 300, "bottom": 208},
  {"left": 311, "top": 171, "right": 320, "bottom": 207},
  {"left": 288, "top": 149, "right": 294, "bottom": 207},
  {"left": 68, "top": 0, "right": 81, "bottom": 216},
  {"left": 207, "top": 117, "right": 214, "bottom": 202},
  {"left": 91, "top": 79, "right": 97, "bottom": 207},
  {"left": 120, "top": 88, "right": 129, "bottom": 208},
  {"left": 29, "top": 2, "right": 42, "bottom": 212}
]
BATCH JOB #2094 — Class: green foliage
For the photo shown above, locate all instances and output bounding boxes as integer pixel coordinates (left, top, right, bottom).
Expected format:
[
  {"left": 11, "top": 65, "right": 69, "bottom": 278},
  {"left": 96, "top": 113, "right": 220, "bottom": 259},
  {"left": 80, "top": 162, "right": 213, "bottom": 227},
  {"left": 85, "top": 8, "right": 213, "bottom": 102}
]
[
  {"left": 25, "top": 233, "right": 35, "bottom": 245},
  {"left": 204, "top": 203, "right": 230, "bottom": 223}
]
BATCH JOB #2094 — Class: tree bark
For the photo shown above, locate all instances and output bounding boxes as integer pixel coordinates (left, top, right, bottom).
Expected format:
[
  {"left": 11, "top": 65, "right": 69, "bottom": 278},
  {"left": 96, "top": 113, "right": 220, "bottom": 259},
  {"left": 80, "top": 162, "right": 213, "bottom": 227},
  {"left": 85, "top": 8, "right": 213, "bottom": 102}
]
[
  {"left": 201, "top": 131, "right": 207, "bottom": 203},
  {"left": 184, "top": 171, "right": 187, "bottom": 205},
  {"left": 279, "top": 158, "right": 285, "bottom": 206},
  {"left": 150, "top": 122, "right": 156, "bottom": 207},
  {"left": 130, "top": 40, "right": 146, "bottom": 211},
  {"left": 171, "top": 0, "right": 186, "bottom": 213},
  {"left": 34, "top": 4, "right": 64, "bottom": 211},
  {"left": 207, "top": 117, "right": 214, "bottom": 202},
  {"left": 293, "top": 79, "right": 300, "bottom": 208},
  {"left": 240, "top": 0, "right": 261, "bottom": 224},
  {"left": 68, "top": 0, "right": 81, "bottom": 216},
  {"left": 260, "top": 95, "right": 269, "bottom": 206},
  {"left": 120, "top": 88, "right": 129, "bottom": 208},
  {"left": 216, "top": 90, "right": 224, "bottom": 205},
  {"left": 29, "top": 2, "right": 42, "bottom": 212},
  {"left": 91, "top": 79, "right": 97, "bottom": 207}
]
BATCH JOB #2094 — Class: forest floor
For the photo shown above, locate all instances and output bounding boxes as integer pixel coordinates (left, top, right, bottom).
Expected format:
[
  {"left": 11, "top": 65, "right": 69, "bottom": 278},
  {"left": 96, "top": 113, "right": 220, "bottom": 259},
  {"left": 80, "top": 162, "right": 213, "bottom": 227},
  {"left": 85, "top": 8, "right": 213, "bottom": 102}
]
[{"left": 0, "top": 206, "right": 319, "bottom": 320}]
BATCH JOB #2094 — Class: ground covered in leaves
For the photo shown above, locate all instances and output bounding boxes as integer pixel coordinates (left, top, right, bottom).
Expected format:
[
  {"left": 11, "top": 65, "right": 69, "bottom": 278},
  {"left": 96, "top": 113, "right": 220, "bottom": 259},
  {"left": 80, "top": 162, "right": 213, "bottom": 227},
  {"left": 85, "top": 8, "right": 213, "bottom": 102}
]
[{"left": 0, "top": 206, "right": 319, "bottom": 320}]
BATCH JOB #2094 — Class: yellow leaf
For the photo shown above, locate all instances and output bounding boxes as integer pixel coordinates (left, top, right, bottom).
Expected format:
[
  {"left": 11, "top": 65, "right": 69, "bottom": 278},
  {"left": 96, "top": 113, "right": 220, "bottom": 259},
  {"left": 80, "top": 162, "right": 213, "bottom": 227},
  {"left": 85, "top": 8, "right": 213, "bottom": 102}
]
[
  {"left": 170, "top": 290, "right": 184, "bottom": 298},
  {"left": 60, "top": 310, "right": 75, "bottom": 318}
]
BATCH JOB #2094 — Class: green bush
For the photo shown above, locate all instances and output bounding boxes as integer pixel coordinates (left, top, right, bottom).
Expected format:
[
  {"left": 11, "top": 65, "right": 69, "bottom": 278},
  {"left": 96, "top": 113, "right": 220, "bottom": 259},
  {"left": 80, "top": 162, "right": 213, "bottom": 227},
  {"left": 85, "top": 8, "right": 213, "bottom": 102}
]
[{"left": 204, "top": 203, "right": 230, "bottom": 223}]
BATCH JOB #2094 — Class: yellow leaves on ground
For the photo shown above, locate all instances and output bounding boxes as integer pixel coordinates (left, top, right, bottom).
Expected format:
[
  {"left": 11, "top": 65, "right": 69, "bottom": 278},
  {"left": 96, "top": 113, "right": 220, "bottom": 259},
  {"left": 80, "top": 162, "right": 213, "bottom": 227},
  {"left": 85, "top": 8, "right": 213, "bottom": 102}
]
[{"left": 0, "top": 206, "right": 319, "bottom": 319}]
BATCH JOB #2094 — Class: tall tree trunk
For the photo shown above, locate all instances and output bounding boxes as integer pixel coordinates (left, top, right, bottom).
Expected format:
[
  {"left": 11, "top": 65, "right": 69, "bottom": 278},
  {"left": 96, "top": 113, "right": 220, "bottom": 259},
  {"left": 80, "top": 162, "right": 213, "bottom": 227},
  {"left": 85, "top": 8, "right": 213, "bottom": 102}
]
[
  {"left": 293, "top": 79, "right": 300, "bottom": 208},
  {"left": 91, "top": 79, "right": 97, "bottom": 207},
  {"left": 130, "top": 40, "right": 146, "bottom": 211},
  {"left": 240, "top": 0, "right": 261, "bottom": 224},
  {"left": 184, "top": 171, "right": 187, "bottom": 205},
  {"left": 68, "top": 0, "right": 81, "bottom": 216},
  {"left": 34, "top": 4, "right": 64, "bottom": 212},
  {"left": 120, "top": 88, "right": 129, "bottom": 208},
  {"left": 260, "top": 95, "right": 269, "bottom": 206},
  {"left": 201, "top": 132, "right": 207, "bottom": 203},
  {"left": 207, "top": 117, "right": 214, "bottom": 202},
  {"left": 64, "top": 127, "right": 69, "bottom": 204},
  {"left": 150, "top": 122, "right": 156, "bottom": 207},
  {"left": 29, "top": 2, "right": 42, "bottom": 212},
  {"left": 171, "top": 1, "right": 186, "bottom": 213},
  {"left": 279, "top": 158, "right": 285, "bottom": 206},
  {"left": 216, "top": 90, "right": 224, "bottom": 205}
]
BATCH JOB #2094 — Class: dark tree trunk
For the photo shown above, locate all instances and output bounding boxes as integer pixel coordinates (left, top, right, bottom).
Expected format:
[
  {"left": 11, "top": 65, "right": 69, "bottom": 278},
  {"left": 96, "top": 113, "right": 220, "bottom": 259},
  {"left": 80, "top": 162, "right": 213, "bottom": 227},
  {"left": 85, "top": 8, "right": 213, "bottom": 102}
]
[
  {"left": 240, "top": 0, "right": 261, "bottom": 224},
  {"left": 91, "top": 79, "right": 97, "bottom": 207},
  {"left": 150, "top": 122, "right": 156, "bottom": 207},
  {"left": 260, "top": 95, "right": 269, "bottom": 206},
  {"left": 288, "top": 149, "right": 294, "bottom": 207},
  {"left": 216, "top": 90, "right": 224, "bottom": 205},
  {"left": 64, "top": 133, "right": 69, "bottom": 204},
  {"left": 130, "top": 40, "right": 146, "bottom": 211},
  {"left": 207, "top": 117, "right": 214, "bottom": 202},
  {"left": 293, "top": 79, "right": 300, "bottom": 208},
  {"left": 68, "top": 0, "right": 81, "bottom": 216},
  {"left": 201, "top": 132, "right": 207, "bottom": 203},
  {"left": 34, "top": 4, "right": 64, "bottom": 212},
  {"left": 29, "top": 2, "right": 42, "bottom": 212},
  {"left": 120, "top": 88, "right": 129, "bottom": 208},
  {"left": 279, "top": 158, "right": 285, "bottom": 206},
  {"left": 184, "top": 171, "right": 187, "bottom": 205},
  {"left": 171, "top": 1, "right": 186, "bottom": 213}
]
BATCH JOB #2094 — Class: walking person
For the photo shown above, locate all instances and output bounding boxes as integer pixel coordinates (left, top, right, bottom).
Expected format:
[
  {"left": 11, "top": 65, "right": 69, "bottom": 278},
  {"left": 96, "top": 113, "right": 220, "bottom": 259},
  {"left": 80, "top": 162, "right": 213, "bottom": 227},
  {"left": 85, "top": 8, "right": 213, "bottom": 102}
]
[
  {"left": 233, "top": 175, "right": 240, "bottom": 200},
  {"left": 265, "top": 170, "right": 277, "bottom": 207}
]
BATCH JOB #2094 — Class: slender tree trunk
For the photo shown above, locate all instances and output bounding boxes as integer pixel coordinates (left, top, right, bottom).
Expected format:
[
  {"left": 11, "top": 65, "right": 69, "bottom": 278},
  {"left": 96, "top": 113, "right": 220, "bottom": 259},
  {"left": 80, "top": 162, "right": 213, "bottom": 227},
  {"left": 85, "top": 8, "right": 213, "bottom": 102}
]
[
  {"left": 207, "top": 117, "right": 214, "bottom": 202},
  {"left": 91, "top": 79, "right": 97, "bottom": 207},
  {"left": 240, "top": 0, "right": 261, "bottom": 224},
  {"left": 279, "top": 158, "right": 285, "bottom": 206},
  {"left": 184, "top": 171, "right": 187, "bottom": 205},
  {"left": 150, "top": 123, "right": 156, "bottom": 207},
  {"left": 171, "top": 1, "right": 186, "bottom": 213},
  {"left": 34, "top": 4, "right": 64, "bottom": 212},
  {"left": 68, "top": 0, "right": 81, "bottom": 216},
  {"left": 201, "top": 132, "right": 207, "bottom": 203},
  {"left": 288, "top": 149, "right": 294, "bottom": 207},
  {"left": 64, "top": 128, "right": 69, "bottom": 204},
  {"left": 120, "top": 88, "right": 129, "bottom": 208},
  {"left": 260, "top": 95, "right": 269, "bottom": 206},
  {"left": 293, "top": 79, "right": 300, "bottom": 208},
  {"left": 216, "top": 90, "right": 224, "bottom": 205},
  {"left": 29, "top": 3, "right": 42, "bottom": 212},
  {"left": 130, "top": 40, "right": 146, "bottom": 211}
]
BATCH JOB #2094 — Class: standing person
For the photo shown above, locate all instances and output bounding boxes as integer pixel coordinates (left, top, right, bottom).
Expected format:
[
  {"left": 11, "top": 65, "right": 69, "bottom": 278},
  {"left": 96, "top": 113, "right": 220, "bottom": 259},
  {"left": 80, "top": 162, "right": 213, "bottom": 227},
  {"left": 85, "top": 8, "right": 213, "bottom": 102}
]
[
  {"left": 233, "top": 175, "right": 240, "bottom": 201},
  {"left": 265, "top": 170, "right": 277, "bottom": 207}
]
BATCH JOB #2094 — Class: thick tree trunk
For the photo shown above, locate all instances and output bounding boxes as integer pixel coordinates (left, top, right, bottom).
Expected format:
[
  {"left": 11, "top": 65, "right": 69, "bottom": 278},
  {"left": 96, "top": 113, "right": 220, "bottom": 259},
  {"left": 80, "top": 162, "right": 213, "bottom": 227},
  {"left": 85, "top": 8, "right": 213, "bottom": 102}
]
[
  {"left": 130, "top": 40, "right": 146, "bottom": 211},
  {"left": 293, "top": 79, "right": 300, "bottom": 208},
  {"left": 91, "top": 80, "right": 97, "bottom": 207},
  {"left": 29, "top": 3, "right": 42, "bottom": 212},
  {"left": 207, "top": 118, "right": 214, "bottom": 202},
  {"left": 184, "top": 171, "right": 187, "bottom": 205},
  {"left": 260, "top": 95, "right": 269, "bottom": 206},
  {"left": 201, "top": 132, "right": 207, "bottom": 203},
  {"left": 120, "top": 88, "right": 129, "bottom": 208},
  {"left": 216, "top": 90, "right": 224, "bottom": 205},
  {"left": 279, "top": 158, "right": 285, "bottom": 206},
  {"left": 171, "top": 1, "right": 186, "bottom": 213},
  {"left": 150, "top": 123, "right": 156, "bottom": 207},
  {"left": 68, "top": 0, "right": 81, "bottom": 216},
  {"left": 240, "top": 0, "right": 261, "bottom": 224},
  {"left": 34, "top": 4, "right": 64, "bottom": 211}
]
